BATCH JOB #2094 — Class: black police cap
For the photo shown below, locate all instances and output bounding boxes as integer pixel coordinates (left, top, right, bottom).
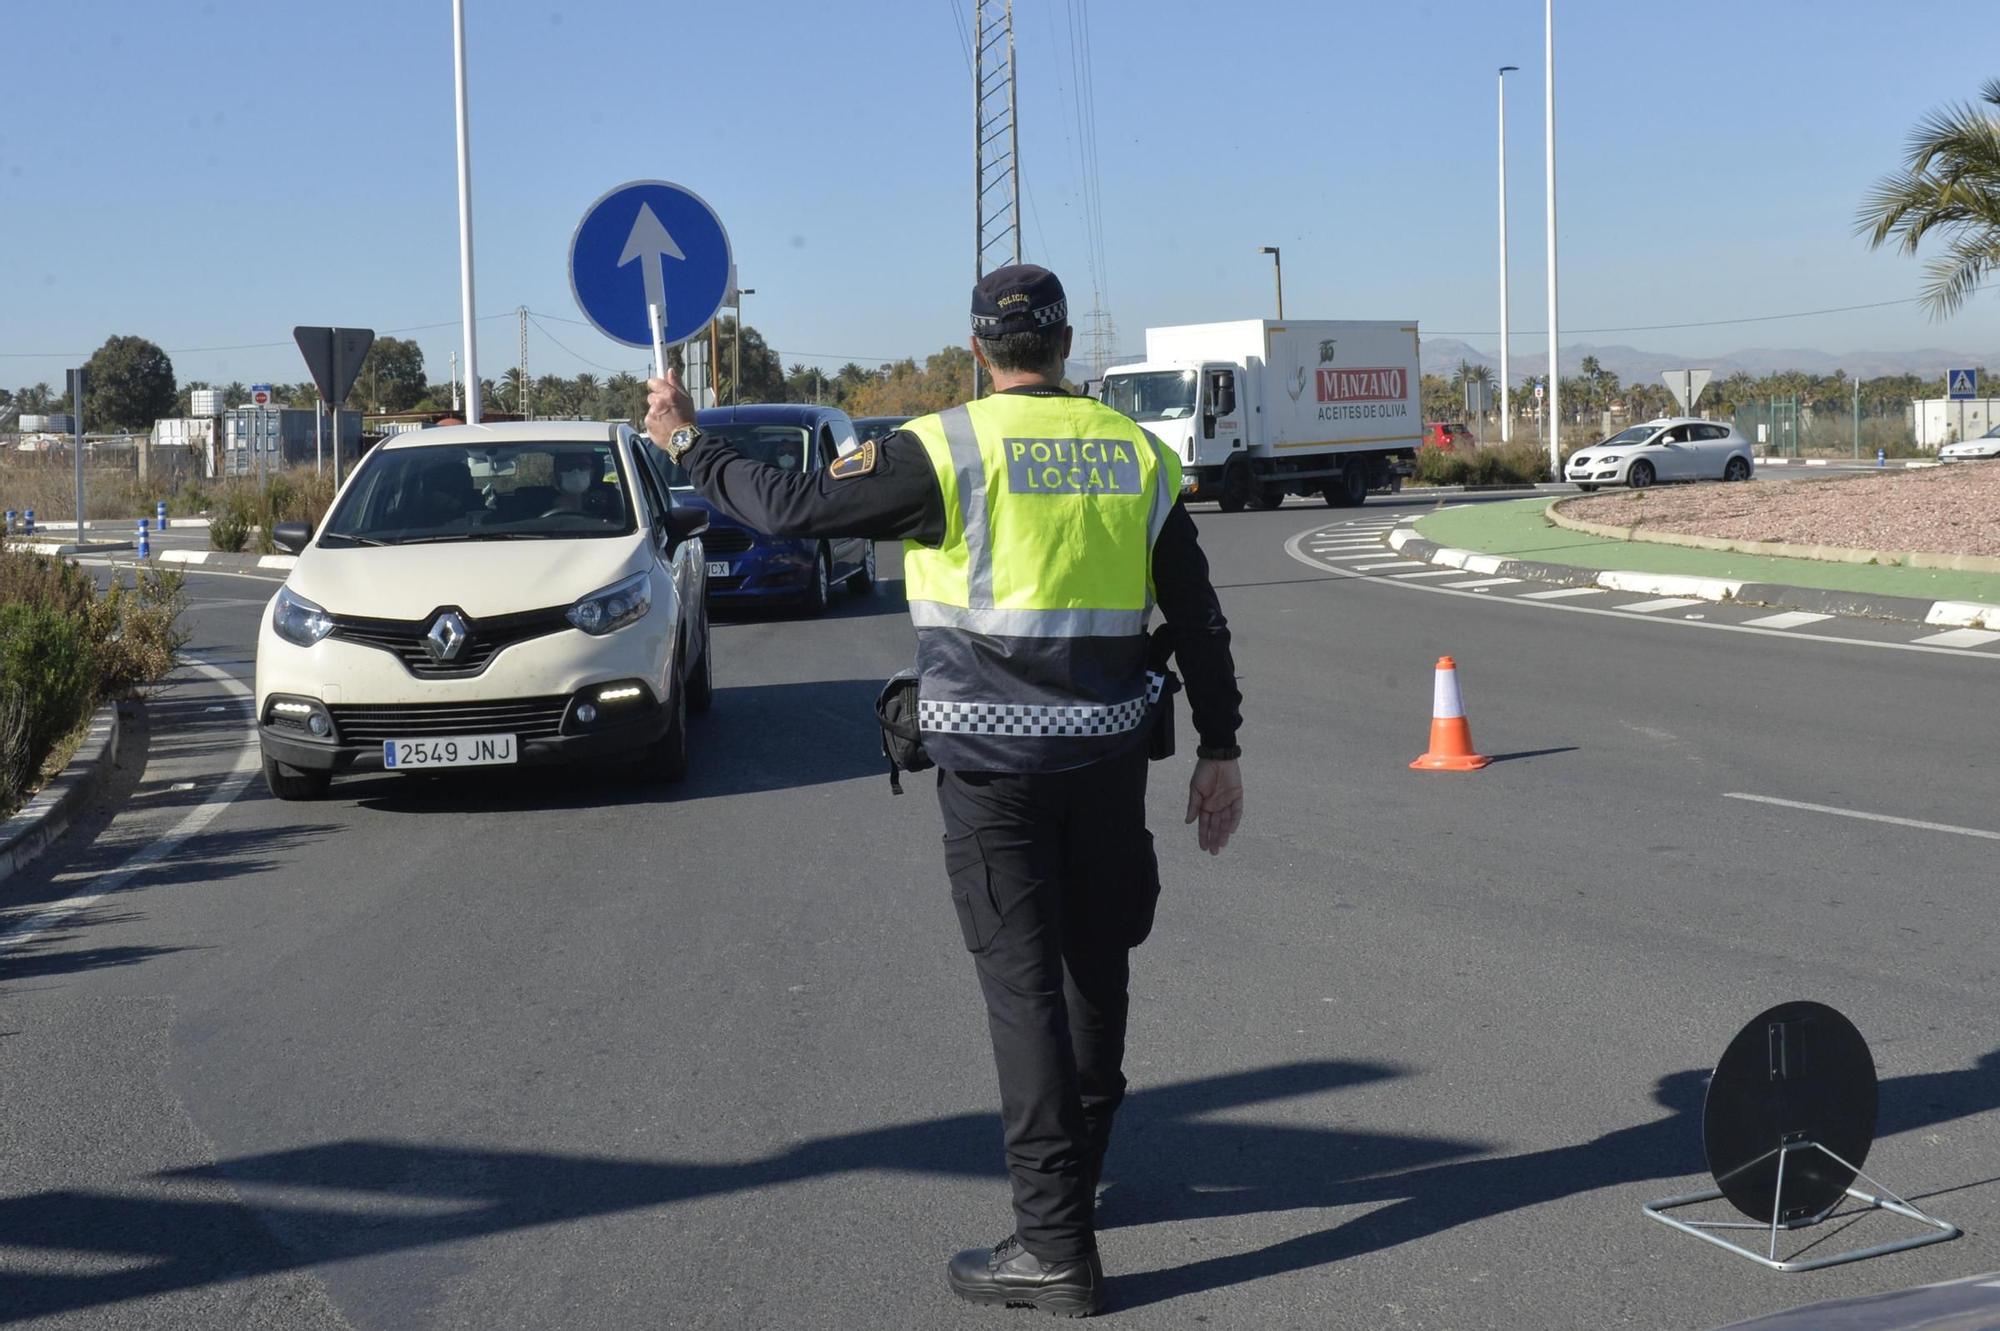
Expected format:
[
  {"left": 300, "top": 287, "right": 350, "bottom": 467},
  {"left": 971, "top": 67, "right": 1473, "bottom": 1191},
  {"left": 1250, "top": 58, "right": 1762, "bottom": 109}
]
[{"left": 971, "top": 264, "right": 1068, "bottom": 337}]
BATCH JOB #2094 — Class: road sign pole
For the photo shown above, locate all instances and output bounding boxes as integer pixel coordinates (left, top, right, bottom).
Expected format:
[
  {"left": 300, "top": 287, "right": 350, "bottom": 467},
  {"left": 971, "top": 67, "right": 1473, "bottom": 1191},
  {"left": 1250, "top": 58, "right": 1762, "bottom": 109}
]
[
  {"left": 315, "top": 400, "right": 323, "bottom": 475},
  {"left": 650, "top": 301, "right": 669, "bottom": 381},
  {"left": 332, "top": 407, "right": 341, "bottom": 490},
  {"left": 68, "top": 367, "right": 85, "bottom": 537}
]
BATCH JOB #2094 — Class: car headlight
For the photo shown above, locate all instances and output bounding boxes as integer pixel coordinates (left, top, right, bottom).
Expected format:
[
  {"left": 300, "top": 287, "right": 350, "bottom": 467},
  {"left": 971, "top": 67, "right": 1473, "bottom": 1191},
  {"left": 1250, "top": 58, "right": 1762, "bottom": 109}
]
[
  {"left": 567, "top": 570, "right": 652, "bottom": 636},
  {"left": 272, "top": 585, "right": 334, "bottom": 647}
]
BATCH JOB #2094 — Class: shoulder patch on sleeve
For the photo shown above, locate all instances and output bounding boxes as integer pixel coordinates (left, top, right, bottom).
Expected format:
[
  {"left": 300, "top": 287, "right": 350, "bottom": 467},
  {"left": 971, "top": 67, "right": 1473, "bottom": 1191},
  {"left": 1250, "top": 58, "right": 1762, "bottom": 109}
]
[{"left": 828, "top": 440, "right": 878, "bottom": 480}]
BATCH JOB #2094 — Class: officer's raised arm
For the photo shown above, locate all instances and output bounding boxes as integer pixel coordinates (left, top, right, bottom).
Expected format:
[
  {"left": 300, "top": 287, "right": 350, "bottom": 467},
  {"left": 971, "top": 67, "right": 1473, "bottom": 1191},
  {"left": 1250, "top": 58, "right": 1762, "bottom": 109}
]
[{"left": 644, "top": 370, "right": 944, "bottom": 546}]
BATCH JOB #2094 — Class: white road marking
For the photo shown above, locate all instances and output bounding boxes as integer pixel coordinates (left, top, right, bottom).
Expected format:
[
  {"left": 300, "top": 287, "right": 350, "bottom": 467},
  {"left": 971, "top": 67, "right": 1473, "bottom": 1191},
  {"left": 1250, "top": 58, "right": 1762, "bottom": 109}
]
[
  {"left": 1353, "top": 560, "right": 1427, "bottom": 571},
  {"left": 1912, "top": 628, "right": 2000, "bottom": 649},
  {"left": 1616, "top": 597, "right": 1705, "bottom": 614},
  {"left": 1311, "top": 541, "right": 1385, "bottom": 551},
  {"left": 1390, "top": 569, "right": 1465, "bottom": 579},
  {"left": 1724, "top": 792, "right": 2000, "bottom": 842},
  {"left": 1442, "top": 577, "right": 1520, "bottom": 590},
  {"left": 1278, "top": 525, "right": 2000, "bottom": 662},
  {"left": 1741, "top": 611, "right": 1835, "bottom": 630},
  {"left": 1519, "top": 587, "right": 1605, "bottom": 600},
  {"left": 0, "top": 657, "right": 259, "bottom": 952}
]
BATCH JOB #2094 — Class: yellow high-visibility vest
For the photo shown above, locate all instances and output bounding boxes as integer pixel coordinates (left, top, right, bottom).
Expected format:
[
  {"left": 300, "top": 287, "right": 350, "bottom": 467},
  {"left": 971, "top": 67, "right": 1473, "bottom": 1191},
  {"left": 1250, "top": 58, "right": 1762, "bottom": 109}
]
[{"left": 902, "top": 391, "right": 1181, "bottom": 773}]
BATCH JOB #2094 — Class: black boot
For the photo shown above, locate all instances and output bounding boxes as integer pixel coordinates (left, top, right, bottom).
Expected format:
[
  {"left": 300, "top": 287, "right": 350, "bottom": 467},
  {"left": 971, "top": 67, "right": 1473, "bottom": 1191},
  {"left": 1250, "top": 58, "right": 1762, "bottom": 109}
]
[{"left": 946, "top": 1235, "right": 1104, "bottom": 1318}]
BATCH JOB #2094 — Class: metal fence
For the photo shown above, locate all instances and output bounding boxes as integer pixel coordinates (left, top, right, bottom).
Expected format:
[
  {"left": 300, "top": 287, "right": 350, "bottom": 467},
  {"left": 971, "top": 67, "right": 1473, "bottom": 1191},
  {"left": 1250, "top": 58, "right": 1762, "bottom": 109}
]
[{"left": 1730, "top": 397, "right": 1923, "bottom": 459}]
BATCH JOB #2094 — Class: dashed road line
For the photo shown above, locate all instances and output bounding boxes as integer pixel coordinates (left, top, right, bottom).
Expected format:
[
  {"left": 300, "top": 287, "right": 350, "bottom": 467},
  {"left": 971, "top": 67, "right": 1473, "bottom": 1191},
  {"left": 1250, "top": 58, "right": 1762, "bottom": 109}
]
[
  {"left": 1615, "top": 597, "right": 1706, "bottom": 614},
  {"left": 1913, "top": 628, "right": 2000, "bottom": 649},
  {"left": 1390, "top": 569, "right": 1465, "bottom": 579},
  {"left": 1519, "top": 587, "right": 1605, "bottom": 600},
  {"left": 1353, "top": 560, "right": 1426, "bottom": 571},
  {"left": 1443, "top": 577, "right": 1520, "bottom": 590},
  {"left": 1741, "top": 611, "right": 1835, "bottom": 630},
  {"left": 1724, "top": 793, "right": 2000, "bottom": 842}
]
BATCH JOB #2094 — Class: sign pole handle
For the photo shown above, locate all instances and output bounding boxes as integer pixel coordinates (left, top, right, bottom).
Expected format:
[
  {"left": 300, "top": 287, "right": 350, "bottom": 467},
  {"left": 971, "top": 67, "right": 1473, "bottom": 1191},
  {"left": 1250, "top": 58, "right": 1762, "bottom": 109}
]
[{"left": 649, "top": 301, "right": 670, "bottom": 382}]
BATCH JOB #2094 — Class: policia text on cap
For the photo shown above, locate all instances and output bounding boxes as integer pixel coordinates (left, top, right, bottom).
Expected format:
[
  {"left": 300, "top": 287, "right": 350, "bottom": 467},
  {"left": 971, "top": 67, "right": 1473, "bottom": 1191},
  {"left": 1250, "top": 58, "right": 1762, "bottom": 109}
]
[{"left": 646, "top": 264, "right": 1243, "bottom": 1318}]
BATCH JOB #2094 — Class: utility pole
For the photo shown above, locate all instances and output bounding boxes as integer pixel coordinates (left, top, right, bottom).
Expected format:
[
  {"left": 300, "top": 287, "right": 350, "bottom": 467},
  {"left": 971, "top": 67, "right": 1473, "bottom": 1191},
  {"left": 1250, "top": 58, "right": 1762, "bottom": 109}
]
[
  {"left": 1258, "top": 246, "right": 1284, "bottom": 319},
  {"left": 518, "top": 305, "right": 530, "bottom": 417},
  {"left": 1497, "top": 64, "right": 1518, "bottom": 443},
  {"left": 732, "top": 287, "right": 755, "bottom": 405},
  {"left": 450, "top": 349, "right": 460, "bottom": 412},
  {"left": 973, "top": 0, "right": 1021, "bottom": 399}
]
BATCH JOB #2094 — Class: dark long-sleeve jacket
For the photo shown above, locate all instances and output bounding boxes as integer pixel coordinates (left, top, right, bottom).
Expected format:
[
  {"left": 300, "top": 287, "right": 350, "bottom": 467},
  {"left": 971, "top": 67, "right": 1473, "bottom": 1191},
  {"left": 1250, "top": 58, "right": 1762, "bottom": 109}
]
[{"left": 679, "top": 386, "right": 1242, "bottom": 751}]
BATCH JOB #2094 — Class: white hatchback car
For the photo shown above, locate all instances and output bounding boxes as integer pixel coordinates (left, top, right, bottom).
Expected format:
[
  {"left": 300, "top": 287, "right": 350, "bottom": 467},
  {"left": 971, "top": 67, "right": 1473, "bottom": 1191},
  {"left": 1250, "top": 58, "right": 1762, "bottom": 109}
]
[
  {"left": 1564, "top": 417, "right": 1755, "bottom": 490},
  {"left": 1939, "top": 424, "right": 2000, "bottom": 461},
  {"left": 255, "top": 421, "right": 712, "bottom": 800}
]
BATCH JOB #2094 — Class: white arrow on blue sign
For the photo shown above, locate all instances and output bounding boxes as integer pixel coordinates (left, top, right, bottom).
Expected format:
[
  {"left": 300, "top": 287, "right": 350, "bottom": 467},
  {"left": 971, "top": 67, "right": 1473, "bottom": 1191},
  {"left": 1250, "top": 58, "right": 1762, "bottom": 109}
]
[
  {"left": 568, "top": 180, "right": 733, "bottom": 350},
  {"left": 1948, "top": 368, "right": 1978, "bottom": 400}
]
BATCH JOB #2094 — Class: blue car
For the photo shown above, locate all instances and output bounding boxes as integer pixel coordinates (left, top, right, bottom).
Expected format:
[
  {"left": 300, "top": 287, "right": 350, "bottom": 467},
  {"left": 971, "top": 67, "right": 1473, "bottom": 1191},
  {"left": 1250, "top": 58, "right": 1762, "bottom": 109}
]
[{"left": 662, "top": 404, "right": 877, "bottom": 614}]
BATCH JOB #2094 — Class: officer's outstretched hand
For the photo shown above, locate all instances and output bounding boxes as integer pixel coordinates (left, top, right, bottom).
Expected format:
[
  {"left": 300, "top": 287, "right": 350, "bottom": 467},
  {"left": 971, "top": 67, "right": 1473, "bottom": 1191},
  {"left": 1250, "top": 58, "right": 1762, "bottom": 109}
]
[
  {"left": 645, "top": 370, "right": 696, "bottom": 443},
  {"left": 1186, "top": 758, "right": 1243, "bottom": 856}
]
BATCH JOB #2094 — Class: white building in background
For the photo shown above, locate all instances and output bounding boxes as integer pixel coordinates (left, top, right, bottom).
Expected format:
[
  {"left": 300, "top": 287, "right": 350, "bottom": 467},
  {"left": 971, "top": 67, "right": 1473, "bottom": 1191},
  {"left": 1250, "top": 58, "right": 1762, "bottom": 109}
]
[{"left": 1909, "top": 397, "right": 2000, "bottom": 450}]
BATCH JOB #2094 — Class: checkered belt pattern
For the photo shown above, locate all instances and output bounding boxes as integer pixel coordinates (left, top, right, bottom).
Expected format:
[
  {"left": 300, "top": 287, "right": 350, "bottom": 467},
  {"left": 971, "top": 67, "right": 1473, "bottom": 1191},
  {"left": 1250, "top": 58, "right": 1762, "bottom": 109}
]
[{"left": 917, "top": 696, "right": 1148, "bottom": 737}]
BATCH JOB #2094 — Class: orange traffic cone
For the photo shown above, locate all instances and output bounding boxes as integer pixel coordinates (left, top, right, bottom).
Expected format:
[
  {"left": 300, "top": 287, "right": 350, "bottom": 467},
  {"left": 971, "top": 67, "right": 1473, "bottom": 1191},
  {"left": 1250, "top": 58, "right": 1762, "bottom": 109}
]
[{"left": 1410, "top": 656, "right": 1490, "bottom": 772}]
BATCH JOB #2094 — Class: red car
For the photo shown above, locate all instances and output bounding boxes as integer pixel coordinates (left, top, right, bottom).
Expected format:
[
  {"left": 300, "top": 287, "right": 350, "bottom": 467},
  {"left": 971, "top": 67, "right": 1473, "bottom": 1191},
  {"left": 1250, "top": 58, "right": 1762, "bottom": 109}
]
[{"left": 1425, "top": 422, "right": 1475, "bottom": 452}]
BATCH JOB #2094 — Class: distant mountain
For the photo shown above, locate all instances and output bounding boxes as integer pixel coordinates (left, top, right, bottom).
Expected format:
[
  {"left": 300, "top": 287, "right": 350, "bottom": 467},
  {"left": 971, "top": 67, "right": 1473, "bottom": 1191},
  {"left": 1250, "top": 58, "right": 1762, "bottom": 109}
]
[{"left": 1418, "top": 338, "right": 1996, "bottom": 385}]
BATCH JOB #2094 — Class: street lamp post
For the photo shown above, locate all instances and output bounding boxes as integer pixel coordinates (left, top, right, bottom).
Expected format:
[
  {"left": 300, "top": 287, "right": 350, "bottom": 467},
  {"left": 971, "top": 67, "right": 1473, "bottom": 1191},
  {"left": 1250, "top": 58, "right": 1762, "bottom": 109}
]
[
  {"left": 732, "top": 287, "right": 755, "bottom": 405},
  {"left": 1258, "top": 246, "right": 1284, "bottom": 320},
  {"left": 1497, "top": 65, "right": 1518, "bottom": 444},
  {"left": 451, "top": 0, "right": 481, "bottom": 424},
  {"left": 1544, "top": 0, "right": 1561, "bottom": 477}
]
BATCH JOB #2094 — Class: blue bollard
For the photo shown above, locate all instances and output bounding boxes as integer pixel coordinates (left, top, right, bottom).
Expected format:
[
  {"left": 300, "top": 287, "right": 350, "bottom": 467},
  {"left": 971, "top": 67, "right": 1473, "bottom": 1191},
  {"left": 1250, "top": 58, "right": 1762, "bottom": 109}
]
[
  {"left": 156, "top": 499, "right": 169, "bottom": 530},
  {"left": 137, "top": 517, "right": 151, "bottom": 559},
  {"left": 3, "top": 510, "right": 13, "bottom": 536},
  {"left": 23, "top": 508, "right": 34, "bottom": 537},
  {"left": 1877, "top": 448, "right": 1887, "bottom": 469}
]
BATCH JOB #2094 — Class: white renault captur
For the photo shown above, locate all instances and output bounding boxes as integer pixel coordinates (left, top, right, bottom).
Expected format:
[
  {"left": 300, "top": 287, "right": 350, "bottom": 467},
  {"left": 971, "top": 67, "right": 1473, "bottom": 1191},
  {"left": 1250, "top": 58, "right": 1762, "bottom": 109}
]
[{"left": 255, "top": 422, "right": 712, "bottom": 800}]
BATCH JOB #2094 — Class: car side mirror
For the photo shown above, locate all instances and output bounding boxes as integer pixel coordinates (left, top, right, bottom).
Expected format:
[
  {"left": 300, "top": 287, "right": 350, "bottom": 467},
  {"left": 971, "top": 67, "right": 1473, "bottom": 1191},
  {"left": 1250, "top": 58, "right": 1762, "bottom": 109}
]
[
  {"left": 662, "top": 506, "right": 708, "bottom": 547},
  {"left": 272, "top": 522, "right": 312, "bottom": 555}
]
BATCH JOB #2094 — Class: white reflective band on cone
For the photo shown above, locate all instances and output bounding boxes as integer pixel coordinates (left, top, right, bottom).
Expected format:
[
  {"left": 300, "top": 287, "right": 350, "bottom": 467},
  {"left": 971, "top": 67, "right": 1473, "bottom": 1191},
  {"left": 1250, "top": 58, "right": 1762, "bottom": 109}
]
[{"left": 1432, "top": 666, "right": 1465, "bottom": 720}]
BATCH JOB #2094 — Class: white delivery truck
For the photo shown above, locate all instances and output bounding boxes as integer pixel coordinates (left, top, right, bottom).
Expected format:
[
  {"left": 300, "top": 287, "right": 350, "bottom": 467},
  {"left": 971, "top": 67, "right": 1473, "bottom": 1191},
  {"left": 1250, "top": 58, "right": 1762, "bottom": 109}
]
[{"left": 1100, "top": 320, "right": 1423, "bottom": 510}]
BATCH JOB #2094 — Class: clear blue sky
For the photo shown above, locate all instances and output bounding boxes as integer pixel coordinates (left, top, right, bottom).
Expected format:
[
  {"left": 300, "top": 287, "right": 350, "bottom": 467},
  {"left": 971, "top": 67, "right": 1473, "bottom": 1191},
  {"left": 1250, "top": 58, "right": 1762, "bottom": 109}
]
[{"left": 6, "top": 0, "right": 1999, "bottom": 392}]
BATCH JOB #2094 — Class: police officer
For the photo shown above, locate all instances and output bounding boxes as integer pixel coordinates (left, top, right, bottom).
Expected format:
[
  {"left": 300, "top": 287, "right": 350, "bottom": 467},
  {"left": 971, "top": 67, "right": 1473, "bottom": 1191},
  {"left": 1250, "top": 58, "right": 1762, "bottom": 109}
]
[{"left": 646, "top": 264, "right": 1242, "bottom": 1317}]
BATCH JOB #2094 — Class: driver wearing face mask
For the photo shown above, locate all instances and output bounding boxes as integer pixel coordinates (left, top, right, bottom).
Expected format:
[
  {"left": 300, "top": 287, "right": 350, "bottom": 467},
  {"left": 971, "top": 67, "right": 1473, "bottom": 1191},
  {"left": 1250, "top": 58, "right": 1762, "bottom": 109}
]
[{"left": 550, "top": 452, "right": 600, "bottom": 513}]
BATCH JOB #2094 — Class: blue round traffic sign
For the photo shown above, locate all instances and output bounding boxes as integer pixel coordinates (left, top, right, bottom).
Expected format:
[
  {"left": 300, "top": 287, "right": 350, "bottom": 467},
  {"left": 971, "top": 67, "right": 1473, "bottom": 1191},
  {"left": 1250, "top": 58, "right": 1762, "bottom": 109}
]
[{"left": 568, "top": 180, "right": 733, "bottom": 349}]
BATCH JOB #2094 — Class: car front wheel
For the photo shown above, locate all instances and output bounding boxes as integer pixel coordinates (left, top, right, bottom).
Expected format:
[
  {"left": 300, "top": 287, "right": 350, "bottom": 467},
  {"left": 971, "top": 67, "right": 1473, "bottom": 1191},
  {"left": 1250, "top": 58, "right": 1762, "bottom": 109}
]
[
  {"left": 1626, "top": 460, "right": 1655, "bottom": 489},
  {"left": 1576, "top": 483, "right": 1599, "bottom": 492},
  {"left": 803, "top": 544, "right": 832, "bottom": 616},
  {"left": 685, "top": 629, "right": 712, "bottom": 715},
  {"left": 851, "top": 540, "right": 877, "bottom": 594},
  {"left": 639, "top": 683, "right": 688, "bottom": 784}
]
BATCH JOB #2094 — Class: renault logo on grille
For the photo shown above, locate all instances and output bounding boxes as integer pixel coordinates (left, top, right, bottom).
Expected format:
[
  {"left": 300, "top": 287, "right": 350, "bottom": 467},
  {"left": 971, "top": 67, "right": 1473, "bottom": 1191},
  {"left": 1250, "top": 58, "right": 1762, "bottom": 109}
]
[{"left": 424, "top": 611, "right": 468, "bottom": 663}]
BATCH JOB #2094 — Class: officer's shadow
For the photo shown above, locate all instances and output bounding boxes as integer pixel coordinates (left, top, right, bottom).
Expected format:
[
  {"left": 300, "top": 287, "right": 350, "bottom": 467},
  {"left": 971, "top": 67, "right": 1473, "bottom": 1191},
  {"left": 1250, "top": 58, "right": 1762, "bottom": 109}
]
[{"left": 1100, "top": 1049, "right": 2000, "bottom": 1311}]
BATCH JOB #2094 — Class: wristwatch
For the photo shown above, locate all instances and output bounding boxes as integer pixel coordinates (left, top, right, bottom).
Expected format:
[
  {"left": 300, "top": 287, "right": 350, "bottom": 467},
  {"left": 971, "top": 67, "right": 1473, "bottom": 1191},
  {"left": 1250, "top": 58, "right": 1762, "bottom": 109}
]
[
  {"left": 662, "top": 424, "right": 703, "bottom": 462},
  {"left": 1196, "top": 744, "right": 1242, "bottom": 761}
]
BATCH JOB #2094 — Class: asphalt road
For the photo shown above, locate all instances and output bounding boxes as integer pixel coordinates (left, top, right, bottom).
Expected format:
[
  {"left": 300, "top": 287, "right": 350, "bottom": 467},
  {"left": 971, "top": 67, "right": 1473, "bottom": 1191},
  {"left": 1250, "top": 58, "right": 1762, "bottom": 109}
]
[{"left": 3, "top": 499, "right": 1998, "bottom": 1330}]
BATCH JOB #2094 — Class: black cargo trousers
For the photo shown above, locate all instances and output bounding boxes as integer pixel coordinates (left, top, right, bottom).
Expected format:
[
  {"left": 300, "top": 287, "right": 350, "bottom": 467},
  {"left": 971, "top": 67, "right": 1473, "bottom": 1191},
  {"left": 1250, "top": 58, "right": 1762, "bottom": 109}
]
[{"left": 935, "top": 743, "right": 1162, "bottom": 1264}]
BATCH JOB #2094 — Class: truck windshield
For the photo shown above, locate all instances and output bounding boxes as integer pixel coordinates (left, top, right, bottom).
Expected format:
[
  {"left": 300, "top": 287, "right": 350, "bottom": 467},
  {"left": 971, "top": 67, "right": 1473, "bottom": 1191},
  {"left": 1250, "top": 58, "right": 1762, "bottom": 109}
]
[{"left": 1102, "top": 371, "right": 1198, "bottom": 423}]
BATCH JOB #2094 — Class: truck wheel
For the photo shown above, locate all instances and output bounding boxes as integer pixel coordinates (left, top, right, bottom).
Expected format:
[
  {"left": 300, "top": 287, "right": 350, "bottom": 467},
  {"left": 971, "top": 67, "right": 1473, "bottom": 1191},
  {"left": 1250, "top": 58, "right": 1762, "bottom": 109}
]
[
  {"left": 1248, "top": 480, "right": 1285, "bottom": 511},
  {"left": 1324, "top": 468, "right": 1369, "bottom": 508},
  {"left": 1218, "top": 461, "right": 1250, "bottom": 513}
]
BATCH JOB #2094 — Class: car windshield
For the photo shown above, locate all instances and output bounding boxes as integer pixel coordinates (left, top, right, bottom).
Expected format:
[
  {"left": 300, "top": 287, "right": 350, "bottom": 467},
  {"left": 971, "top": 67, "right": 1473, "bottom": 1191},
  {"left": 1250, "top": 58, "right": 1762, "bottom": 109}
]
[
  {"left": 1596, "top": 426, "right": 1659, "bottom": 448},
  {"left": 1101, "top": 371, "right": 1198, "bottom": 423},
  {"left": 655, "top": 424, "right": 813, "bottom": 487},
  {"left": 318, "top": 441, "right": 634, "bottom": 545}
]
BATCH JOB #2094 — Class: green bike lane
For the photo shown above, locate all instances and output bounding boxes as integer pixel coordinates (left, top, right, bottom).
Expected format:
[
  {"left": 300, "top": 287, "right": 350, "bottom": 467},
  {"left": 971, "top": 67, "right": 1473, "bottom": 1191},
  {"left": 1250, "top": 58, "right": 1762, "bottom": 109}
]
[{"left": 1415, "top": 498, "right": 2000, "bottom": 607}]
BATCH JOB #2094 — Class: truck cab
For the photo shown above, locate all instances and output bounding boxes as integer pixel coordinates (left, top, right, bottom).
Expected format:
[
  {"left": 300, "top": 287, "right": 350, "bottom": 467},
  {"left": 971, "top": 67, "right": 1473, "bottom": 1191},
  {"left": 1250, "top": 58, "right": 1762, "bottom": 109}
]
[{"left": 1099, "top": 362, "right": 1248, "bottom": 482}]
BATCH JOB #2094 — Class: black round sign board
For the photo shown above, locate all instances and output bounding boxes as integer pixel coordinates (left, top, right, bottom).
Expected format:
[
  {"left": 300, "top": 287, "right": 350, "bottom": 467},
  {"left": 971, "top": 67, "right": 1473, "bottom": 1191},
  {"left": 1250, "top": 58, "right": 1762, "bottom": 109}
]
[{"left": 1703, "top": 1001, "right": 1877, "bottom": 1223}]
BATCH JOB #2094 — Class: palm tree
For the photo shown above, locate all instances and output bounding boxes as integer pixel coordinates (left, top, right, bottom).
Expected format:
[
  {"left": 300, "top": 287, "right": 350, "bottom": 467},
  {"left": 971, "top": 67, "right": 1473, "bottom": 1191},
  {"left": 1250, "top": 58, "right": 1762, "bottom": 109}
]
[{"left": 1858, "top": 78, "right": 2000, "bottom": 317}]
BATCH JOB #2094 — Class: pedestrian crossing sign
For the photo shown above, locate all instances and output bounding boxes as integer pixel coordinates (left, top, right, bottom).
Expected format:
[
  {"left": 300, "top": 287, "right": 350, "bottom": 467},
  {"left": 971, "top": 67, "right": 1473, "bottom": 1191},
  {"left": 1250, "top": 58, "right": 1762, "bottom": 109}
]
[{"left": 1948, "top": 368, "right": 1977, "bottom": 399}]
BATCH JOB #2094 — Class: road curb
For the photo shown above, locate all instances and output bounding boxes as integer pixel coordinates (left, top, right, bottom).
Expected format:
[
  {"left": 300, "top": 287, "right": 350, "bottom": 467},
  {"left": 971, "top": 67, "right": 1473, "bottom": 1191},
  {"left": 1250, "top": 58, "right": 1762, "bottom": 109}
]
[
  {"left": 1755, "top": 457, "right": 1939, "bottom": 470},
  {"left": 1384, "top": 524, "right": 2000, "bottom": 627},
  {"left": 1544, "top": 496, "right": 2000, "bottom": 574},
  {"left": 0, "top": 703, "right": 124, "bottom": 885},
  {"left": 156, "top": 549, "right": 297, "bottom": 573}
]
